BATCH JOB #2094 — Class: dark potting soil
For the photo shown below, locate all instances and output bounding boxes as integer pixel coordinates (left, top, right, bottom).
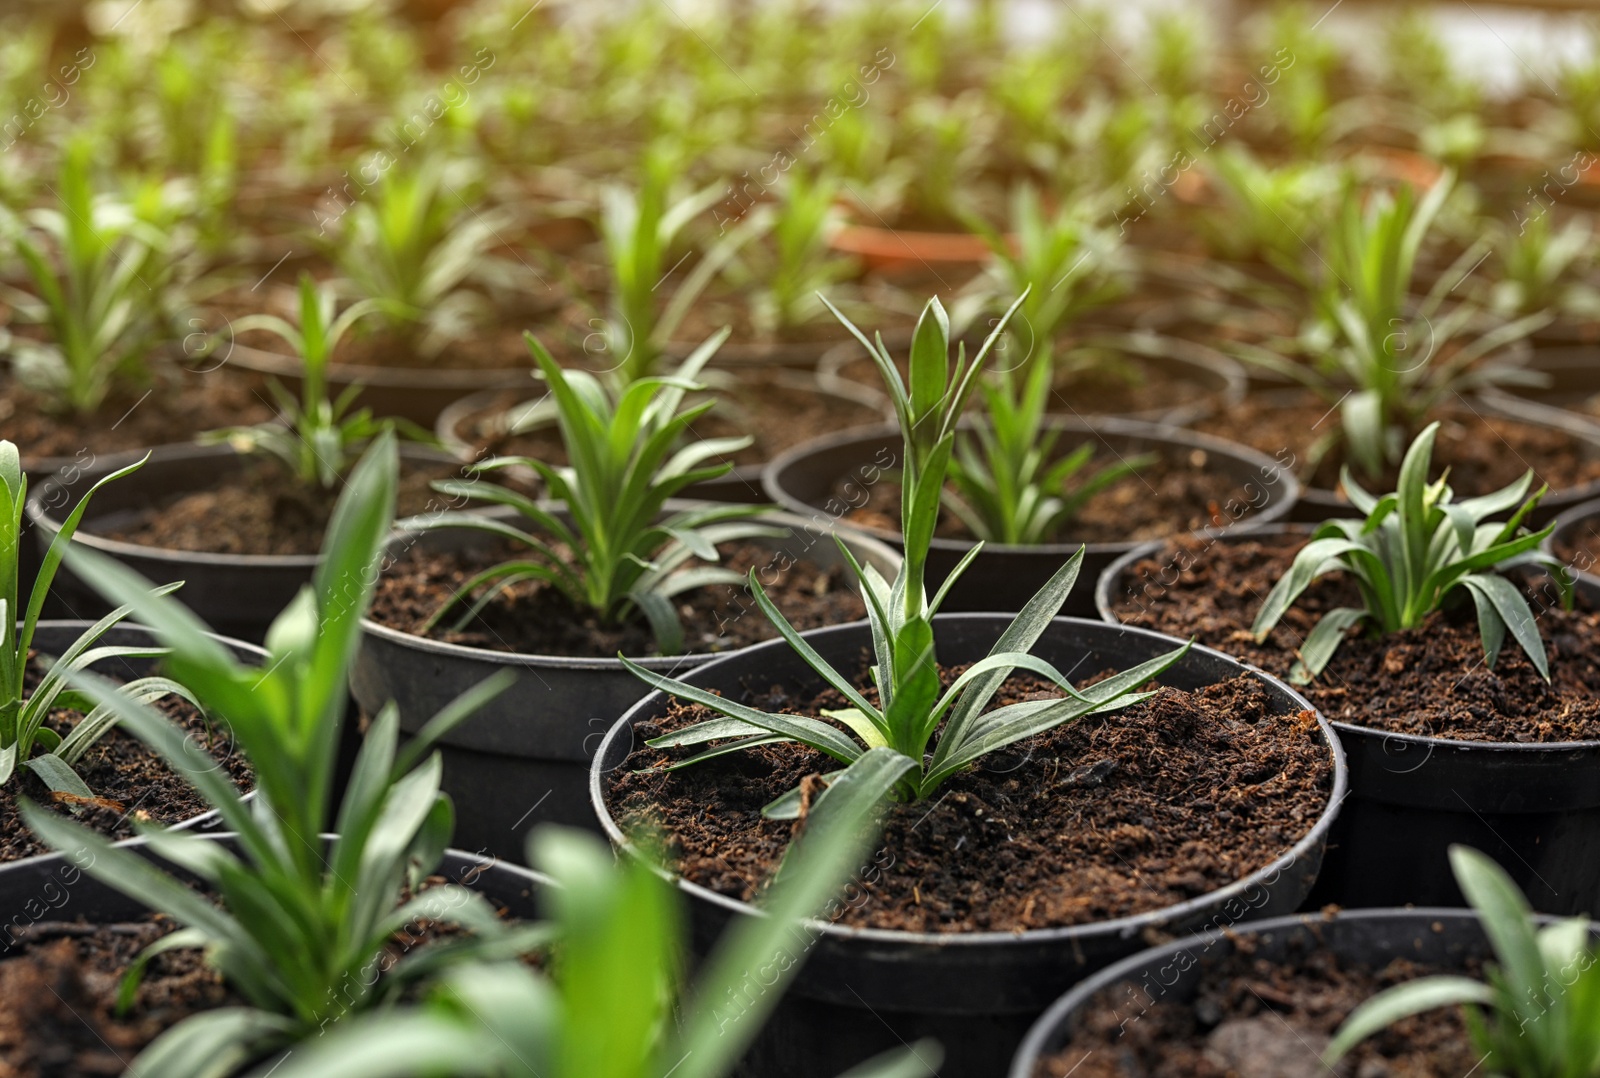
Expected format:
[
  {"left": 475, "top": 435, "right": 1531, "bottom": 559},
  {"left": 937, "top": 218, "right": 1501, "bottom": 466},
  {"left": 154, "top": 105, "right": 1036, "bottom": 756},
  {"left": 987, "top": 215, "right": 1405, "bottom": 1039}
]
[
  {"left": 369, "top": 538, "right": 868, "bottom": 658},
  {"left": 91, "top": 458, "right": 464, "bottom": 557},
  {"left": 847, "top": 448, "right": 1255, "bottom": 546},
  {"left": 1034, "top": 927, "right": 1479, "bottom": 1078},
  {"left": 606, "top": 670, "right": 1332, "bottom": 934},
  {"left": 0, "top": 917, "right": 239, "bottom": 1077},
  {"left": 450, "top": 372, "right": 884, "bottom": 472},
  {"left": 0, "top": 658, "right": 251, "bottom": 863},
  {"left": 1113, "top": 533, "right": 1600, "bottom": 743},
  {"left": 0, "top": 875, "right": 524, "bottom": 1077},
  {"left": 2, "top": 371, "right": 274, "bottom": 466},
  {"left": 1195, "top": 391, "right": 1600, "bottom": 495}
]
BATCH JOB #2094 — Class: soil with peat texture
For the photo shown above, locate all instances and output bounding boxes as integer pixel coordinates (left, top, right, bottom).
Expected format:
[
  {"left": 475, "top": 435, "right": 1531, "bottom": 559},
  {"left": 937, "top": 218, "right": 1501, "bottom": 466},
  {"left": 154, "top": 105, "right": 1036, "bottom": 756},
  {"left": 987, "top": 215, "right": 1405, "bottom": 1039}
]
[
  {"left": 0, "top": 657, "right": 251, "bottom": 862},
  {"left": 846, "top": 448, "right": 1256, "bottom": 546},
  {"left": 1035, "top": 926, "right": 1479, "bottom": 1078},
  {"left": 0, "top": 875, "right": 519, "bottom": 1077},
  {"left": 1112, "top": 532, "right": 1600, "bottom": 742},
  {"left": 606, "top": 669, "right": 1332, "bottom": 933},
  {"left": 1196, "top": 392, "right": 1600, "bottom": 496},
  {"left": 4, "top": 370, "right": 273, "bottom": 466},
  {"left": 91, "top": 457, "right": 462, "bottom": 557},
  {"left": 370, "top": 537, "right": 868, "bottom": 658}
]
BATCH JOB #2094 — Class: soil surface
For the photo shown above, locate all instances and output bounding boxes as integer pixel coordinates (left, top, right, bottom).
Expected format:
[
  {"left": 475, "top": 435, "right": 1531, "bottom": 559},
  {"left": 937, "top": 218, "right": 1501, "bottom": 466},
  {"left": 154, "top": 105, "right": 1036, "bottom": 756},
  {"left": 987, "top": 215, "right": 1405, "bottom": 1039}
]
[
  {"left": 0, "top": 875, "right": 526, "bottom": 1076},
  {"left": 1035, "top": 926, "right": 1479, "bottom": 1078},
  {"left": 1112, "top": 533, "right": 1600, "bottom": 742},
  {"left": 90, "top": 457, "right": 464, "bottom": 557},
  {"left": 1195, "top": 391, "right": 1600, "bottom": 496},
  {"left": 3, "top": 370, "right": 274, "bottom": 467},
  {"left": 846, "top": 447, "right": 1260, "bottom": 546},
  {"left": 606, "top": 669, "right": 1333, "bottom": 933},
  {"left": 0, "top": 657, "right": 252, "bottom": 863},
  {"left": 370, "top": 537, "right": 868, "bottom": 658},
  {"left": 450, "top": 371, "right": 884, "bottom": 471},
  {"left": 0, "top": 917, "right": 238, "bottom": 1077}
]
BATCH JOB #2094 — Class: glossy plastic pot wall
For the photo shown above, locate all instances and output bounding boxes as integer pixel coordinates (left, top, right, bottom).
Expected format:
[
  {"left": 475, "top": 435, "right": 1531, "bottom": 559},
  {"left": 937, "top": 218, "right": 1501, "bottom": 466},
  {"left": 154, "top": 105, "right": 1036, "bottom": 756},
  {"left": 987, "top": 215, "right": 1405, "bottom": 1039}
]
[
  {"left": 351, "top": 507, "right": 902, "bottom": 861},
  {"left": 591, "top": 614, "right": 1347, "bottom": 1078},
  {"left": 1096, "top": 526, "right": 1600, "bottom": 915},
  {"left": 762, "top": 418, "right": 1299, "bottom": 617}
]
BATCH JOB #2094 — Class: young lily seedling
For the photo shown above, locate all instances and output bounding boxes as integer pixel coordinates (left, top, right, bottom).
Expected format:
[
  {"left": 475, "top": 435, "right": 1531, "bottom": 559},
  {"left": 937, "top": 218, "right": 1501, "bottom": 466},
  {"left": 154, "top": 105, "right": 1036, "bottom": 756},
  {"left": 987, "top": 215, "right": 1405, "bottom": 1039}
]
[
  {"left": 408, "top": 329, "right": 783, "bottom": 656},
  {"left": 624, "top": 292, "right": 1190, "bottom": 815},
  {"left": 1252, "top": 422, "right": 1569, "bottom": 683}
]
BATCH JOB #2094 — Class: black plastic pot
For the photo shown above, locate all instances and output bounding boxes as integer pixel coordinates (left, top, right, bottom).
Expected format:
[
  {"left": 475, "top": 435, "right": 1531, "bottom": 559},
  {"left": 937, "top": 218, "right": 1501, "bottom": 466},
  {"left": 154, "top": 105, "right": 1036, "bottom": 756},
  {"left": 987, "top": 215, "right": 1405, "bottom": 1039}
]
[
  {"left": 25, "top": 442, "right": 459, "bottom": 644},
  {"left": 433, "top": 369, "right": 891, "bottom": 506},
  {"left": 351, "top": 507, "right": 902, "bottom": 861},
  {"left": 14, "top": 622, "right": 267, "bottom": 847},
  {"left": 763, "top": 418, "right": 1299, "bottom": 618},
  {"left": 591, "top": 614, "right": 1348, "bottom": 1078},
  {"left": 818, "top": 329, "right": 1248, "bottom": 428},
  {"left": 1095, "top": 526, "right": 1600, "bottom": 916},
  {"left": 1008, "top": 908, "right": 1596, "bottom": 1078}
]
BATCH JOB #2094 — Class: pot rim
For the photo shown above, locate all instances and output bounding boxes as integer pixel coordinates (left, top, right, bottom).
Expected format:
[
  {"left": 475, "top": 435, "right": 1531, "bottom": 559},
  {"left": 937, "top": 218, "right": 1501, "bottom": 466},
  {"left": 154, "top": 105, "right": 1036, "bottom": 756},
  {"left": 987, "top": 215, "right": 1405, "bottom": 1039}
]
[
  {"left": 25, "top": 441, "right": 463, "bottom": 571},
  {"left": 1094, "top": 523, "right": 1600, "bottom": 753},
  {"left": 359, "top": 503, "right": 904, "bottom": 673},
  {"left": 1005, "top": 907, "right": 1512, "bottom": 1078},
  {"left": 761, "top": 417, "right": 1301, "bottom": 555},
  {"left": 589, "top": 611, "right": 1349, "bottom": 950}
]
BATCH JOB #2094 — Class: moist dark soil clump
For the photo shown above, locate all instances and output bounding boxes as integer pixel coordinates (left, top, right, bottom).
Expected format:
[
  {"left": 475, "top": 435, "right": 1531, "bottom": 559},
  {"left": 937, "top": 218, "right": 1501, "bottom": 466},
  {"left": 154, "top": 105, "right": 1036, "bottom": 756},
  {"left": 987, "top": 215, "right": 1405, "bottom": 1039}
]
[
  {"left": 370, "top": 538, "right": 867, "bottom": 658},
  {"left": 0, "top": 917, "right": 238, "bottom": 1077},
  {"left": 846, "top": 449, "right": 1256, "bottom": 545},
  {"left": 1196, "top": 391, "right": 1600, "bottom": 495},
  {"left": 606, "top": 669, "right": 1332, "bottom": 934},
  {"left": 1112, "top": 533, "right": 1600, "bottom": 742},
  {"left": 3, "top": 370, "right": 274, "bottom": 466},
  {"left": 91, "top": 458, "right": 464, "bottom": 557},
  {"left": 0, "top": 658, "right": 251, "bottom": 862},
  {"left": 1034, "top": 926, "right": 1479, "bottom": 1077}
]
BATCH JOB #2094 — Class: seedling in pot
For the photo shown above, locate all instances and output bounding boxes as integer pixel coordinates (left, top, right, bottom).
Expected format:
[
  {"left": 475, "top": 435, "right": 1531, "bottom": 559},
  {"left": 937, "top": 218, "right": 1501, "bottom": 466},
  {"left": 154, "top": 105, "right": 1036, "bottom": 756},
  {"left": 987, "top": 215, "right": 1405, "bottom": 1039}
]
[
  {"left": 624, "top": 293, "right": 1190, "bottom": 815},
  {"left": 1325, "top": 844, "right": 1600, "bottom": 1076},
  {"left": 949, "top": 190, "right": 1152, "bottom": 546},
  {"left": 0, "top": 443, "right": 191, "bottom": 801},
  {"left": 247, "top": 817, "right": 938, "bottom": 1078},
  {"left": 325, "top": 156, "right": 522, "bottom": 355},
  {"left": 1235, "top": 174, "right": 1547, "bottom": 483},
  {"left": 1196, "top": 146, "right": 1345, "bottom": 272},
  {"left": 23, "top": 434, "right": 547, "bottom": 1078},
  {"left": 1485, "top": 210, "right": 1600, "bottom": 323},
  {"left": 717, "top": 166, "right": 856, "bottom": 336},
  {"left": 1, "top": 142, "right": 175, "bottom": 416},
  {"left": 202, "top": 273, "right": 435, "bottom": 489},
  {"left": 405, "top": 329, "right": 783, "bottom": 656},
  {"left": 599, "top": 146, "right": 736, "bottom": 383},
  {"left": 1251, "top": 422, "right": 1569, "bottom": 684}
]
